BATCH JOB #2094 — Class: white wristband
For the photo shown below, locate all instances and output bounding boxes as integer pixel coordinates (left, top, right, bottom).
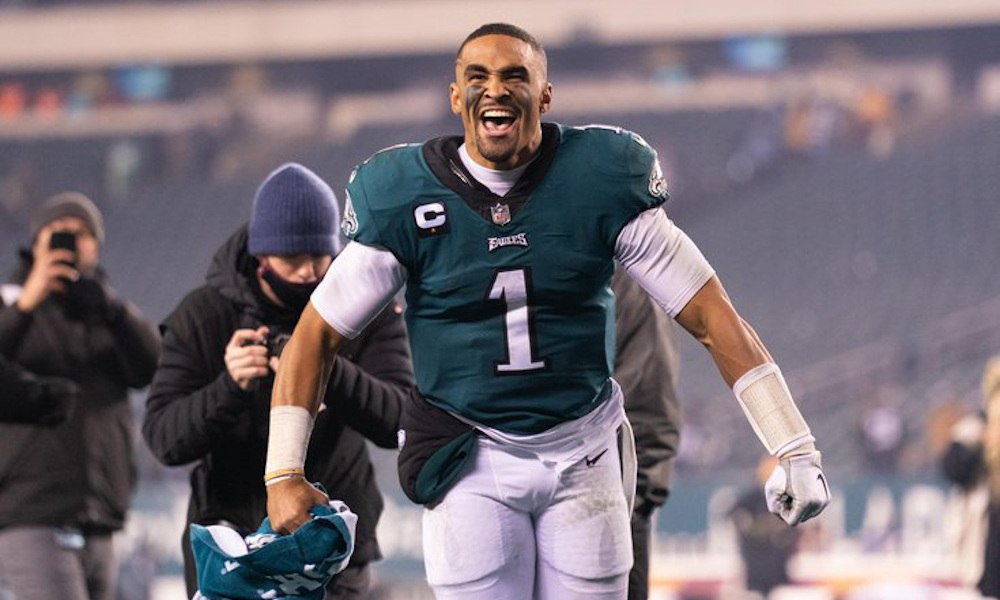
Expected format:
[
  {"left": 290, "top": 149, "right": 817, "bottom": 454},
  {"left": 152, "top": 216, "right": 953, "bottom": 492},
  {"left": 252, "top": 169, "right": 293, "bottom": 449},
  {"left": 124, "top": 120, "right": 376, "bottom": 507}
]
[
  {"left": 732, "top": 362, "right": 814, "bottom": 457},
  {"left": 264, "top": 406, "right": 314, "bottom": 486}
]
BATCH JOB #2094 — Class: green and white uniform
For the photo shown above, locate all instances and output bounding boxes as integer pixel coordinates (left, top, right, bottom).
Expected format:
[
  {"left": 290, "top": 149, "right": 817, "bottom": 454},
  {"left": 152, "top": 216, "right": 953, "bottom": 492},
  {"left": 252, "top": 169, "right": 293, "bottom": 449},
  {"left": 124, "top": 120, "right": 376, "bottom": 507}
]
[
  {"left": 317, "top": 123, "right": 701, "bottom": 435},
  {"left": 312, "top": 123, "right": 714, "bottom": 599}
]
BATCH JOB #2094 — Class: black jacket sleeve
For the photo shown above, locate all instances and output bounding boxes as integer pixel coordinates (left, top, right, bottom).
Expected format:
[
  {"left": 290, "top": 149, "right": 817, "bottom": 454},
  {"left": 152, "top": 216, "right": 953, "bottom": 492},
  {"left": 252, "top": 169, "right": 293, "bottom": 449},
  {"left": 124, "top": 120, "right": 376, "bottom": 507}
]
[
  {"left": 613, "top": 268, "right": 682, "bottom": 511},
  {"left": 142, "top": 293, "right": 252, "bottom": 466},
  {"left": 0, "top": 355, "right": 47, "bottom": 422},
  {"left": 0, "top": 303, "right": 34, "bottom": 358},
  {"left": 324, "top": 304, "right": 414, "bottom": 449},
  {"left": 106, "top": 300, "right": 161, "bottom": 389},
  {"left": 0, "top": 355, "right": 78, "bottom": 426}
]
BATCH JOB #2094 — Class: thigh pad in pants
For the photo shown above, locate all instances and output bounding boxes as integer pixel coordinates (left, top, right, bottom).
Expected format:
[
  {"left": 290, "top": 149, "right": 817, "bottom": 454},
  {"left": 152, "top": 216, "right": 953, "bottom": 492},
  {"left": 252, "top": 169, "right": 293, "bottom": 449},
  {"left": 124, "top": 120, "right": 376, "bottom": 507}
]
[
  {"left": 536, "top": 446, "right": 633, "bottom": 580},
  {"left": 422, "top": 493, "right": 530, "bottom": 587}
]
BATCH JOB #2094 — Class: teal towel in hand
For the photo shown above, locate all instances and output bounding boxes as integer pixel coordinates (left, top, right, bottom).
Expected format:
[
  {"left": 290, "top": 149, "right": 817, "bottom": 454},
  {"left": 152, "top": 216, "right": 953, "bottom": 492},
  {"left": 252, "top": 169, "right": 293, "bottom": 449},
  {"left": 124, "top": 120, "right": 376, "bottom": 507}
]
[{"left": 191, "top": 498, "right": 357, "bottom": 600}]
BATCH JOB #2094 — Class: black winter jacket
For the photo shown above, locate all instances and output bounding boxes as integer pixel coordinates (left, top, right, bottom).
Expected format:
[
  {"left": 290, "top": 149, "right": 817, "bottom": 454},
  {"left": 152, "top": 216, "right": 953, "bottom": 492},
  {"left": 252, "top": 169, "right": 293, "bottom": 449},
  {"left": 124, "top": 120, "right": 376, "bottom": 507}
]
[
  {"left": 142, "top": 227, "right": 413, "bottom": 584},
  {"left": 0, "top": 265, "right": 160, "bottom": 532}
]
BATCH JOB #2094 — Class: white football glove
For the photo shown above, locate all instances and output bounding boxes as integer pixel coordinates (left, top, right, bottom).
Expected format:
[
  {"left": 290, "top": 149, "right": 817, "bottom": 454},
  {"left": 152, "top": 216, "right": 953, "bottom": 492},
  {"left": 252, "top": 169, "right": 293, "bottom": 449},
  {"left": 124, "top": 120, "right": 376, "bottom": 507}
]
[{"left": 764, "top": 451, "right": 830, "bottom": 525}]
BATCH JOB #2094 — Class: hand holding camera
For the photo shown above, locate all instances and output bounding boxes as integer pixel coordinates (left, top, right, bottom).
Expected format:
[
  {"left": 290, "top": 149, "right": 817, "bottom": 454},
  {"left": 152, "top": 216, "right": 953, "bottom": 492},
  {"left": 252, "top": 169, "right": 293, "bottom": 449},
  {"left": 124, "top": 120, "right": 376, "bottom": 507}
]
[
  {"left": 17, "top": 228, "right": 80, "bottom": 313},
  {"left": 225, "top": 326, "right": 273, "bottom": 391}
]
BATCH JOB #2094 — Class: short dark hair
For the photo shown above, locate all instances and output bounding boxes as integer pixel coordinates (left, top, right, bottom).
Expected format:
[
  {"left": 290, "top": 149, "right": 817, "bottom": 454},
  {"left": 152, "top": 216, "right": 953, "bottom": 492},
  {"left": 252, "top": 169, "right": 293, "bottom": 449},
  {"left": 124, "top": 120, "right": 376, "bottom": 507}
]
[{"left": 457, "top": 23, "right": 546, "bottom": 60}]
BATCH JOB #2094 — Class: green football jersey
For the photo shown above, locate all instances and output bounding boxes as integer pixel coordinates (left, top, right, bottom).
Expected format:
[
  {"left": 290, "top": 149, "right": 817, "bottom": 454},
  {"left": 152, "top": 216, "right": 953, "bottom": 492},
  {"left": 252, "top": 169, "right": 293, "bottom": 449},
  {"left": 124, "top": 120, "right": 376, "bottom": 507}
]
[{"left": 343, "top": 123, "right": 667, "bottom": 434}]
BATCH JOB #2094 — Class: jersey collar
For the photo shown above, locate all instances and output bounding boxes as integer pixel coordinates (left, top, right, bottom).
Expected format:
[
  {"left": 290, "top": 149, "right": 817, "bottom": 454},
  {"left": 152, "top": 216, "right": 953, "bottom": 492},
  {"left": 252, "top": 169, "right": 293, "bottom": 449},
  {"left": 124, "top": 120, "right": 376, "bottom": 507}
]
[{"left": 422, "top": 123, "right": 561, "bottom": 224}]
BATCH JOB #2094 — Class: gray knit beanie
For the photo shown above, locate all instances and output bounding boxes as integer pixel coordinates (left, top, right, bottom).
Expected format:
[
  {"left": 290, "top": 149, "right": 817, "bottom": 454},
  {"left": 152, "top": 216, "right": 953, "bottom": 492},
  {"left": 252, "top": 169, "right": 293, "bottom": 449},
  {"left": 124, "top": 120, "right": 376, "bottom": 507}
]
[
  {"left": 30, "top": 192, "right": 105, "bottom": 245},
  {"left": 248, "top": 163, "right": 341, "bottom": 256}
]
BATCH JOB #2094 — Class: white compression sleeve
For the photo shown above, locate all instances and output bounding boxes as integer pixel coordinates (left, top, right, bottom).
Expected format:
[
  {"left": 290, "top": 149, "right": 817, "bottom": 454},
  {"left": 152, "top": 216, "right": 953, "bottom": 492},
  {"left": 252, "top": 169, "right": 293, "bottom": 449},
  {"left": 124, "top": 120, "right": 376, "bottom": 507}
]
[
  {"left": 614, "top": 208, "right": 716, "bottom": 317},
  {"left": 732, "top": 362, "right": 815, "bottom": 457},
  {"left": 310, "top": 241, "right": 408, "bottom": 339},
  {"left": 264, "top": 406, "right": 314, "bottom": 485}
]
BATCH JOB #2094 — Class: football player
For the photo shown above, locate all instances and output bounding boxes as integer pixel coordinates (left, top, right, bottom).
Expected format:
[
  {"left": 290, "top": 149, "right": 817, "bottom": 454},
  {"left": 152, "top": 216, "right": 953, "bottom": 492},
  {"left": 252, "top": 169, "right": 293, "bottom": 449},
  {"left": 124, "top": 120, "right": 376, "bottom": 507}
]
[{"left": 263, "top": 23, "right": 830, "bottom": 600}]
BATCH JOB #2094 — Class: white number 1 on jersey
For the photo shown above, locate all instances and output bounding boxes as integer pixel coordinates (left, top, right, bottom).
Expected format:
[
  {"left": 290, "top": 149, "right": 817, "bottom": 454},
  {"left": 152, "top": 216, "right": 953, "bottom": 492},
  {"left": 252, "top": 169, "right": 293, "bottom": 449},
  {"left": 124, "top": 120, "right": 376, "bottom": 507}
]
[{"left": 487, "top": 268, "right": 549, "bottom": 374}]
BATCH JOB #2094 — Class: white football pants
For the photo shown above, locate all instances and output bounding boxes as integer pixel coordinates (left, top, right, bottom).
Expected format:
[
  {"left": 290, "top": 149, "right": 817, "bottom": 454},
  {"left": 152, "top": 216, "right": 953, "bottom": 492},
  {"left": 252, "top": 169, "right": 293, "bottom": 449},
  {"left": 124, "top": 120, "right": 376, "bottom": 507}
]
[{"left": 422, "top": 428, "right": 634, "bottom": 599}]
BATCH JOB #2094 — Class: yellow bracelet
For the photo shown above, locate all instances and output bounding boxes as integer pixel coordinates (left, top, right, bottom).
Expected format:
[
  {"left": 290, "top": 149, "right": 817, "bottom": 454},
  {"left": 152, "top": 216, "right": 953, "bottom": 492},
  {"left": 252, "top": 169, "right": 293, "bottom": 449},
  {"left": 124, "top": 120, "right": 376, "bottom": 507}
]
[{"left": 263, "top": 468, "right": 305, "bottom": 483}]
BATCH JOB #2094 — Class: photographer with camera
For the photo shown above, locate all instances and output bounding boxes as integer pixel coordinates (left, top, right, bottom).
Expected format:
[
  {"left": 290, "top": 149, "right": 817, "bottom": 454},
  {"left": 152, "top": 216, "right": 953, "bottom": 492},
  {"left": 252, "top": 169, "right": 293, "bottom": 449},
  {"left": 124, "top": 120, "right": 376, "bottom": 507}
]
[
  {"left": 0, "top": 192, "right": 160, "bottom": 600},
  {"left": 143, "top": 163, "right": 414, "bottom": 600}
]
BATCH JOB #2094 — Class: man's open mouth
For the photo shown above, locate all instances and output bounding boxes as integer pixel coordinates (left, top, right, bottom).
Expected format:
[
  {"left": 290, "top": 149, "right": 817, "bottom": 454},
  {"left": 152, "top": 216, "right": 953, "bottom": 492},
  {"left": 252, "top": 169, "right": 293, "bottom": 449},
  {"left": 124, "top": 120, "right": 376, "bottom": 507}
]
[{"left": 480, "top": 108, "right": 518, "bottom": 136}]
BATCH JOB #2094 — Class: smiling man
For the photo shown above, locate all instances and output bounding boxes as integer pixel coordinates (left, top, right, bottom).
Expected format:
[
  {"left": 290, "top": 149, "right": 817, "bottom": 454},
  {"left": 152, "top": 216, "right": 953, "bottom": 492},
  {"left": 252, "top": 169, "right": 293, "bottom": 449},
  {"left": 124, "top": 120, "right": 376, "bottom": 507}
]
[
  {"left": 453, "top": 31, "right": 551, "bottom": 170},
  {"left": 264, "top": 23, "right": 830, "bottom": 600}
]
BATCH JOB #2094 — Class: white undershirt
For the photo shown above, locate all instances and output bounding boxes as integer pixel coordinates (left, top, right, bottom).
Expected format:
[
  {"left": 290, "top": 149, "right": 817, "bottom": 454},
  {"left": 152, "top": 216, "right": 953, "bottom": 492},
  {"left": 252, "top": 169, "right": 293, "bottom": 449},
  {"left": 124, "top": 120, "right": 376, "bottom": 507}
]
[
  {"left": 614, "top": 208, "right": 716, "bottom": 316},
  {"left": 457, "top": 143, "right": 530, "bottom": 197}
]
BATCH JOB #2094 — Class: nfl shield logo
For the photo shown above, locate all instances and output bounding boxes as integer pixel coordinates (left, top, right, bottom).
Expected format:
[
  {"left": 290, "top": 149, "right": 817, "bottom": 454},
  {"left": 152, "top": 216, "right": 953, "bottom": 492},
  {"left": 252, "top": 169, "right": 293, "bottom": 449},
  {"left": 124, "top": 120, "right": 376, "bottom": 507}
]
[{"left": 490, "top": 203, "right": 511, "bottom": 226}]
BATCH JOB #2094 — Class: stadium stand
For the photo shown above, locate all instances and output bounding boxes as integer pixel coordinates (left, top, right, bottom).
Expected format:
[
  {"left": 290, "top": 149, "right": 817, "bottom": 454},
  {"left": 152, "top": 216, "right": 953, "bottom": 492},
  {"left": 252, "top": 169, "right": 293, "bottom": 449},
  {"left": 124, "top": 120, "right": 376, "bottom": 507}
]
[{"left": 5, "top": 106, "right": 997, "bottom": 477}]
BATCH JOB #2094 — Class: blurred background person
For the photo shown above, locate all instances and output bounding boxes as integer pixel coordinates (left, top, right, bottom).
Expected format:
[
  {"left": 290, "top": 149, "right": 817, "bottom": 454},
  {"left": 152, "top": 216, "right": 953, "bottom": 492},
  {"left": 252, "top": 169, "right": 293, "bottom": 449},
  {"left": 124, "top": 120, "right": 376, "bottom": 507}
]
[
  {"left": 985, "top": 360, "right": 1000, "bottom": 600},
  {"left": 729, "top": 456, "right": 803, "bottom": 599},
  {"left": 985, "top": 359, "right": 1000, "bottom": 600},
  {"left": 613, "top": 267, "right": 682, "bottom": 600},
  {"left": 941, "top": 356, "right": 1000, "bottom": 600},
  {"left": 857, "top": 390, "right": 907, "bottom": 474},
  {"left": 142, "top": 163, "right": 414, "bottom": 599},
  {"left": 0, "top": 192, "right": 161, "bottom": 600}
]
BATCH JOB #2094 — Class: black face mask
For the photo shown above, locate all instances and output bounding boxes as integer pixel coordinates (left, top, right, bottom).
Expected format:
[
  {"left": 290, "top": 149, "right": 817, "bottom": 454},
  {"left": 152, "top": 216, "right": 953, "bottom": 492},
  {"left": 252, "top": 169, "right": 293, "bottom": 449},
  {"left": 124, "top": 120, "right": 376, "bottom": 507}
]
[{"left": 260, "top": 268, "right": 319, "bottom": 312}]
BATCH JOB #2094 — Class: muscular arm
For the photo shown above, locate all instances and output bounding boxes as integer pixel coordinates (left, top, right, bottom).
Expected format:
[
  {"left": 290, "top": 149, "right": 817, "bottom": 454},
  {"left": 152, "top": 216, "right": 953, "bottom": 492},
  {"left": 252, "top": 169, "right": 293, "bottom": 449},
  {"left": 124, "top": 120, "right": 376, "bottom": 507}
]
[
  {"left": 271, "top": 303, "right": 342, "bottom": 414},
  {"left": 266, "top": 242, "right": 408, "bottom": 533},
  {"left": 273, "top": 242, "right": 408, "bottom": 413},
  {"left": 327, "top": 306, "right": 413, "bottom": 449},
  {"left": 673, "top": 276, "right": 817, "bottom": 456},
  {"left": 265, "top": 303, "right": 345, "bottom": 533},
  {"left": 616, "top": 208, "right": 815, "bottom": 457},
  {"left": 673, "top": 276, "right": 772, "bottom": 387},
  {"left": 616, "top": 208, "right": 827, "bottom": 525}
]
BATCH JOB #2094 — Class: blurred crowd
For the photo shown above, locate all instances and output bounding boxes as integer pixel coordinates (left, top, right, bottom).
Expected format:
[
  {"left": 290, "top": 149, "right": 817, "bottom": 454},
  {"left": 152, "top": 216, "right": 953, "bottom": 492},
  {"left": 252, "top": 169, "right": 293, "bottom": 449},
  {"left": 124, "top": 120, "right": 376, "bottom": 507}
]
[
  {"left": 0, "top": 48, "right": 918, "bottom": 273},
  {"left": 724, "top": 86, "right": 900, "bottom": 188}
]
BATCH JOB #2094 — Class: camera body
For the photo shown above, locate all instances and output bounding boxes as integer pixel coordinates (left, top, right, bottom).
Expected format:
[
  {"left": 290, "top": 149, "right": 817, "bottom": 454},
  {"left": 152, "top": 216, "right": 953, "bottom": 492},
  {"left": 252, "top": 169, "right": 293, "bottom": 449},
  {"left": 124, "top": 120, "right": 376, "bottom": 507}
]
[
  {"left": 264, "top": 331, "right": 291, "bottom": 358},
  {"left": 243, "top": 330, "right": 291, "bottom": 359}
]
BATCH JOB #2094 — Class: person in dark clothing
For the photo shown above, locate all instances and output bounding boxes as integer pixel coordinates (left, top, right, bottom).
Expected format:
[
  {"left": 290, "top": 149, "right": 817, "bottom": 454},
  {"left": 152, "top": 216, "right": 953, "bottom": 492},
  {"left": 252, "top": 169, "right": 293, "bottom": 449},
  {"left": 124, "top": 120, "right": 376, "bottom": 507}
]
[
  {"left": 986, "top": 507, "right": 1000, "bottom": 600},
  {"left": 979, "top": 358, "right": 1000, "bottom": 600},
  {"left": 0, "top": 192, "right": 161, "bottom": 600},
  {"left": 143, "top": 163, "right": 414, "bottom": 600},
  {"left": 941, "top": 357, "right": 1000, "bottom": 600},
  {"left": 729, "top": 456, "right": 802, "bottom": 598},
  {"left": 612, "top": 267, "right": 682, "bottom": 600}
]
